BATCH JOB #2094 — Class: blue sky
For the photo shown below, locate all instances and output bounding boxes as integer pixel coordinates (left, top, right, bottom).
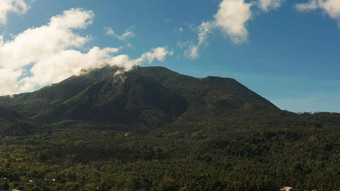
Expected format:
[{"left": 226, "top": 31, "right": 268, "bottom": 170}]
[{"left": 0, "top": 0, "right": 340, "bottom": 113}]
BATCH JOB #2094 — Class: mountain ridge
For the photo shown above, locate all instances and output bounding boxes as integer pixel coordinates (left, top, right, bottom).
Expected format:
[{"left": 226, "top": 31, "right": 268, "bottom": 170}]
[{"left": 0, "top": 65, "right": 285, "bottom": 127}]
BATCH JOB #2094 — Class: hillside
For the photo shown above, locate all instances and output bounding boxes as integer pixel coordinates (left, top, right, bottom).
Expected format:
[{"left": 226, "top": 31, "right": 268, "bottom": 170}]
[{"left": 0, "top": 66, "right": 339, "bottom": 191}]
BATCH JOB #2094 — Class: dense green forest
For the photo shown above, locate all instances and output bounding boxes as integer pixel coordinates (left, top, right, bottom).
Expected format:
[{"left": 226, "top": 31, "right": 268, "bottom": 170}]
[{"left": 0, "top": 66, "right": 339, "bottom": 190}]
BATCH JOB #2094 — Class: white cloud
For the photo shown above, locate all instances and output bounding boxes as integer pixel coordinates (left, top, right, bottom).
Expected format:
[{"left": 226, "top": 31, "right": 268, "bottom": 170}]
[
  {"left": 187, "top": 21, "right": 214, "bottom": 59},
  {"left": 105, "top": 27, "right": 114, "bottom": 35},
  {"left": 295, "top": 0, "right": 318, "bottom": 11},
  {"left": 258, "top": 0, "right": 285, "bottom": 12},
  {"left": 296, "top": 0, "right": 340, "bottom": 28},
  {"left": 120, "top": 31, "right": 134, "bottom": 40},
  {"left": 214, "top": 0, "right": 253, "bottom": 43},
  {"left": 106, "top": 47, "right": 173, "bottom": 72},
  {"left": 320, "top": 0, "right": 340, "bottom": 18},
  {"left": 0, "top": 8, "right": 93, "bottom": 69},
  {"left": 0, "top": 35, "right": 3, "bottom": 45},
  {"left": 135, "top": 47, "right": 173, "bottom": 64},
  {"left": 0, "top": 9, "right": 172, "bottom": 95},
  {"left": 102, "top": 47, "right": 173, "bottom": 72},
  {"left": 197, "top": 22, "right": 214, "bottom": 47},
  {"left": 187, "top": 0, "right": 253, "bottom": 58},
  {"left": 186, "top": 44, "right": 199, "bottom": 59},
  {"left": 0, "top": 0, "right": 31, "bottom": 24},
  {"left": 0, "top": 68, "right": 21, "bottom": 95},
  {"left": 18, "top": 47, "right": 119, "bottom": 92},
  {"left": 105, "top": 27, "right": 135, "bottom": 41}
]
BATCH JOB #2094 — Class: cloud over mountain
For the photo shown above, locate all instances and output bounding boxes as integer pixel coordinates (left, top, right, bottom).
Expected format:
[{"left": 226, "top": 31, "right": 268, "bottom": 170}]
[{"left": 0, "top": 8, "right": 172, "bottom": 95}]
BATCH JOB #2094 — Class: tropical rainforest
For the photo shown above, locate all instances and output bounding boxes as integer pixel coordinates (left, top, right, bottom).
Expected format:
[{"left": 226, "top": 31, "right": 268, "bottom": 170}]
[{"left": 0, "top": 66, "right": 338, "bottom": 191}]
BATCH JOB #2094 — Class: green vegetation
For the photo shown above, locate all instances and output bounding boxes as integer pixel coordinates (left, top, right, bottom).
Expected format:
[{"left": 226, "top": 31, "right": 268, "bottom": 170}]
[{"left": 0, "top": 66, "right": 339, "bottom": 190}]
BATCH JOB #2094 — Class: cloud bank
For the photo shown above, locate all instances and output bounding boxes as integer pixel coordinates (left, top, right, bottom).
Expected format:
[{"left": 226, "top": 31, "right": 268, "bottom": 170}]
[
  {"left": 0, "top": 8, "right": 172, "bottom": 95},
  {"left": 0, "top": 0, "right": 31, "bottom": 25},
  {"left": 296, "top": 0, "right": 340, "bottom": 28}
]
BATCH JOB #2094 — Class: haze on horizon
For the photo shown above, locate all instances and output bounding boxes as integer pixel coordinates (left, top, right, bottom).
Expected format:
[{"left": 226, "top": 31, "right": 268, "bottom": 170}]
[{"left": 0, "top": 0, "right": 340, "bottom": 113}]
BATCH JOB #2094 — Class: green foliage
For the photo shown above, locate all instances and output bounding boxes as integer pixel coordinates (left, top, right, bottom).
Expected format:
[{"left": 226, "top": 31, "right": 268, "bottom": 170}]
[{"left": 0, "top": 116, "right": 338, "bottom": 190}]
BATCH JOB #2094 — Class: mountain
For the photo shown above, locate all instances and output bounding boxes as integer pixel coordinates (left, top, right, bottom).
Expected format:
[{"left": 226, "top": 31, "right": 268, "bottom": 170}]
[
  {"left": 0, "top": 66, "right": 283, "bottom": 127},
  {"left": 0, "top": 66, "right": 339, "bottom": 191}
]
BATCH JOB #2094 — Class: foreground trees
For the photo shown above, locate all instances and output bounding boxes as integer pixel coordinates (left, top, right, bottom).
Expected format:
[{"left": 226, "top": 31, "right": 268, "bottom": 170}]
[{"left": 0, "top": 114, "right": 339, "bottom": 191}]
